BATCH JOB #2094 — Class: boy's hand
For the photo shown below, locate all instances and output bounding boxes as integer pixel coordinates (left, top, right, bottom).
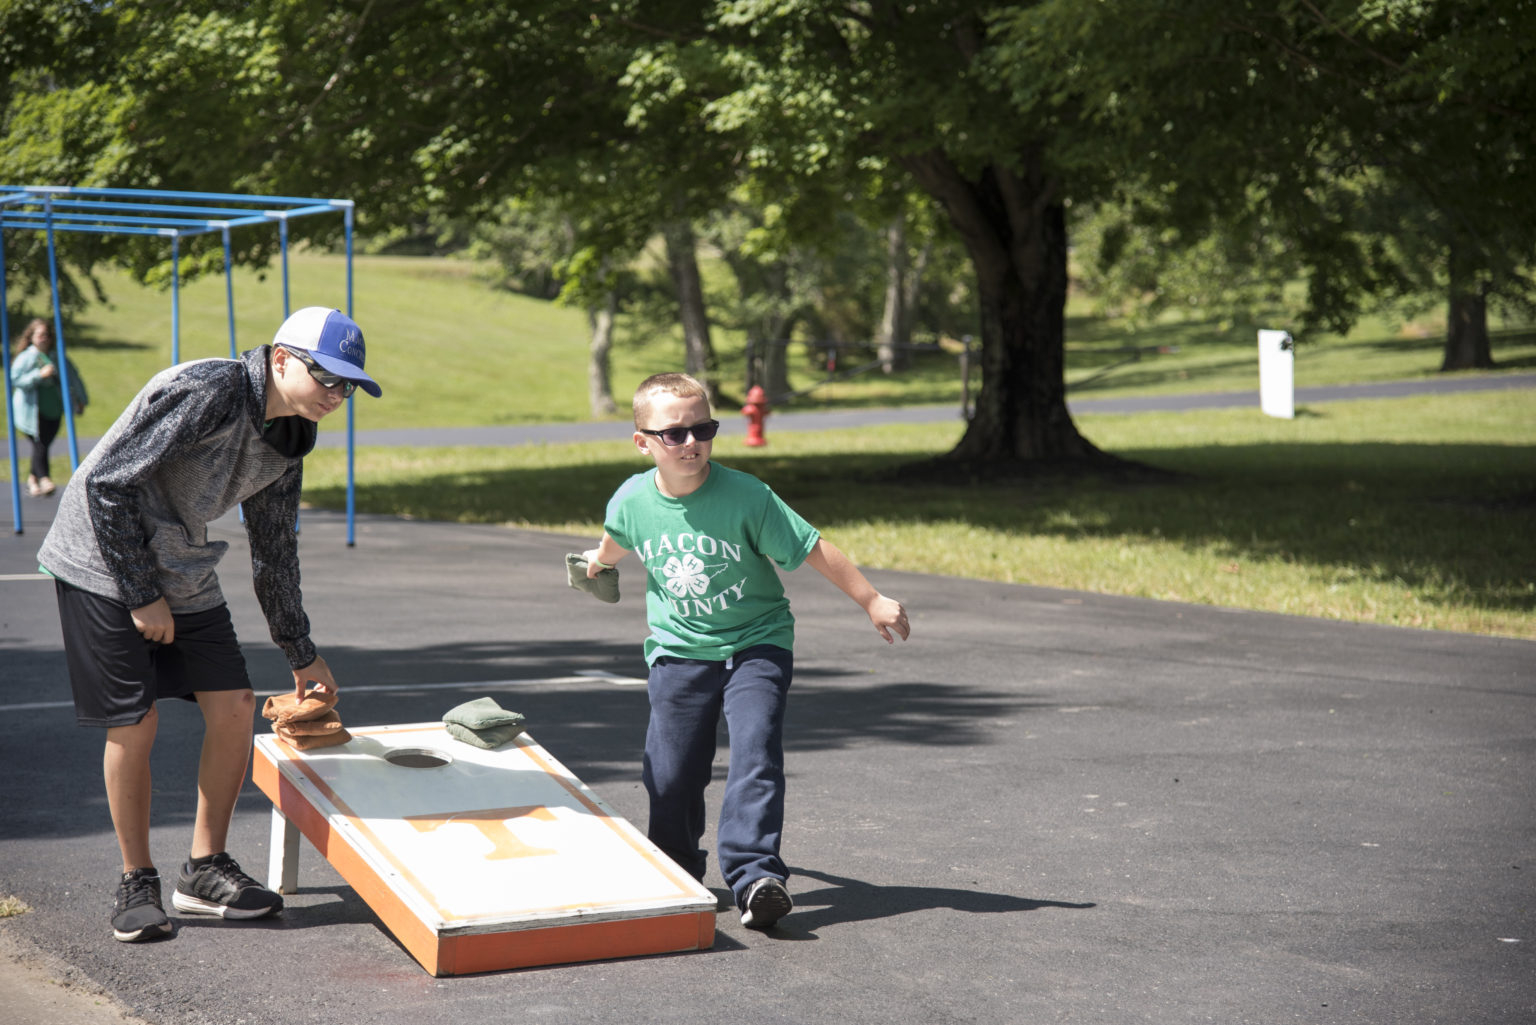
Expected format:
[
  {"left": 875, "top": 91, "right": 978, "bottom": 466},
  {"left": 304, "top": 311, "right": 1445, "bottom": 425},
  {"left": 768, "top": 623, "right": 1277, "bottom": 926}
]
[
  {"left": 130, "top": 597, "right": 175, "bottom": 644},
  {"left": 293, "top": 654, "right": 338, "bottom": 702},
  {"left": 567, "top": 552, "right": 621, "bottom": 603},
  {"left": 583, "top": 548, "right": 608, "bottom": 579},
  {"left": 867, "top": 595, "right": 910, "bottom": 643}
]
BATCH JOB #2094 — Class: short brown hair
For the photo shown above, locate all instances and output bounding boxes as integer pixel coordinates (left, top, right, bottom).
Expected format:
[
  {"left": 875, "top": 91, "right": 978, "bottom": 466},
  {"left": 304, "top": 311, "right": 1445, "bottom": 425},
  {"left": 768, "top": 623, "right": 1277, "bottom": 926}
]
[{"left": 633, "top": 372, "right": 709, "bottom": 428}]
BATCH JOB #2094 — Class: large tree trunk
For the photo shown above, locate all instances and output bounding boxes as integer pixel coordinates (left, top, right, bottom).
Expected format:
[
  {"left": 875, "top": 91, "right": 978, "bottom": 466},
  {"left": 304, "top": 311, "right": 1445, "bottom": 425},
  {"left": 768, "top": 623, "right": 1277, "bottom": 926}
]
[
  {"left": 729, "top": 254, "right": 793, "bottom": 402},
  {"left": 761, "top": 333, "right": 791, "bottom": 402},
  {"left": 747, "top": 323, "right": 792, "bottom": 404},
  {"left": 1442, "top": 246, "right": 1494, "bottom": 371},
  {"left": 663, "top": 219, "right": 717, "bottom": 395},
  {"left": 903, "top": 149, "right": 1110, "bottom": 467},
  {"left": 905, "top": 237, "right": 932, "bottom": 349},
  {"left": 876, "top": 215, "right": 909, "bottom": 373},
  {"left": 587, "top": 289, "right": 619, "bottom": 418}
]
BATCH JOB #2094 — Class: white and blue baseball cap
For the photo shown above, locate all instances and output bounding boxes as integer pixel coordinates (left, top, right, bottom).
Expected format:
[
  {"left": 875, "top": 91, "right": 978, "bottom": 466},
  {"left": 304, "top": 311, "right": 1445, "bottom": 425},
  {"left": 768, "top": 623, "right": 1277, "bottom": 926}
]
[{"left": 272, "top": 306, "right": 382, "bottom": 397}]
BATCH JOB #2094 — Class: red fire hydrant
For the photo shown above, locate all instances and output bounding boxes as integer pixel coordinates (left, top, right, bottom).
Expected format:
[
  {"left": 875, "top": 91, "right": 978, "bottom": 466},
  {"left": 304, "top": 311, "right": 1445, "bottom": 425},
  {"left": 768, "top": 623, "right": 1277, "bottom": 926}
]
[{"left": 742, "top": 385, "right": 769, "bottom": 447}]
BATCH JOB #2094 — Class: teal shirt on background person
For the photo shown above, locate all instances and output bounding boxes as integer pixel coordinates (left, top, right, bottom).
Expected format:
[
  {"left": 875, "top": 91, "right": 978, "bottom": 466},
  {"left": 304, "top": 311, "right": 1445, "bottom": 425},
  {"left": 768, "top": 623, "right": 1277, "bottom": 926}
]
[
  {"left": 9, "top": 345, "right": 88, "bottom": 437},
  {"left": 604, "top": 462, "right": 820, "bottom": 665}
]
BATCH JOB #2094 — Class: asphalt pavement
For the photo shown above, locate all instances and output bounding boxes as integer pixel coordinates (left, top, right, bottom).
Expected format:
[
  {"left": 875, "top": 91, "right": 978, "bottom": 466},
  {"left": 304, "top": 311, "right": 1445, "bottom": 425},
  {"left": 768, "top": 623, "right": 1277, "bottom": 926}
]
[{"left": 1, "top": 478, "right": 1532, "bottom": 1023}]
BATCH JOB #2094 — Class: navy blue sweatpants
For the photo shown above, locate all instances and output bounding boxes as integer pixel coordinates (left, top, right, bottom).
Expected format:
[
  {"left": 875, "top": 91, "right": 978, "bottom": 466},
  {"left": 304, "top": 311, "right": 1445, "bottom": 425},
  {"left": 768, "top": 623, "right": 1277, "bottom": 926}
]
[{"left": 643, "top": 644, "right": 792, "bottom": 909}]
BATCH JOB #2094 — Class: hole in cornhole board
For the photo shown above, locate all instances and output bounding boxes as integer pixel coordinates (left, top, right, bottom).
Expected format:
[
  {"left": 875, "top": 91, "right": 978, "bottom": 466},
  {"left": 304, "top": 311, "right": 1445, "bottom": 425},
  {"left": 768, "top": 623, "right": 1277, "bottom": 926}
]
[{"left": 385, "top": 748, "right": 454, "bottom": 769}]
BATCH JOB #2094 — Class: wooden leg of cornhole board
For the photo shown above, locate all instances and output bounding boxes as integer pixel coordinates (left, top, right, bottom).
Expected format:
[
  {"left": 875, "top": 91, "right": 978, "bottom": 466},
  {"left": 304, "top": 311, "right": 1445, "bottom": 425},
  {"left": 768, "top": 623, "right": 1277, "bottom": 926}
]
[{"left": 268, "top": 807, "right": 300, "bottom": 895}]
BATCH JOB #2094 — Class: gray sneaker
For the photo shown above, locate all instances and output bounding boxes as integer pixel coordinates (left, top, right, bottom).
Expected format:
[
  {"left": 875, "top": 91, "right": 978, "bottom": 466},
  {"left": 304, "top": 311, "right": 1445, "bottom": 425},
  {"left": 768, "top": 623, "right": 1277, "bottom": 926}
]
[
  {"left": 171, "top": 853, "right": 283, "bottom": 919},
  {"left": 740, "top": 877, "right": 792, "bottom": 930},
  {"left": 112, "top": 868, "right": 173, "bottom": 942}
]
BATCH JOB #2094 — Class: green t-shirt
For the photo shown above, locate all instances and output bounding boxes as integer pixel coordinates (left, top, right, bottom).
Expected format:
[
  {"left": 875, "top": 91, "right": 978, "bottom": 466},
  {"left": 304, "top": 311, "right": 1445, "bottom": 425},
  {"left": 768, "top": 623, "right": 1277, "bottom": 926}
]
[{"left": 604, "top": 462, "right": 820, "bottom": 664}]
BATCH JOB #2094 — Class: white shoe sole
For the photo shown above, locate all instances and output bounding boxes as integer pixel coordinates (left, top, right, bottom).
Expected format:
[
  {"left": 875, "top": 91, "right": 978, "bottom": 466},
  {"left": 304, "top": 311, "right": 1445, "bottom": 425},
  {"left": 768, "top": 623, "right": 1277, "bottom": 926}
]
[
  {"left": 171, "top": 890, "right": 280, "bottom": 919},
  {"left": 112, "top": 919, "right": 172, "bottom": 942}
]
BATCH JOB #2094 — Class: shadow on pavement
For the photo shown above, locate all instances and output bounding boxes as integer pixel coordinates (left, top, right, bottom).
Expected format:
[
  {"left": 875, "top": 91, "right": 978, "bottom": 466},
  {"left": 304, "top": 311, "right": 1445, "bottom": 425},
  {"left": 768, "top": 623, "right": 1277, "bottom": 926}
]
[{"left": 778, "top": 865, "right": 1096, "bottom": 936}]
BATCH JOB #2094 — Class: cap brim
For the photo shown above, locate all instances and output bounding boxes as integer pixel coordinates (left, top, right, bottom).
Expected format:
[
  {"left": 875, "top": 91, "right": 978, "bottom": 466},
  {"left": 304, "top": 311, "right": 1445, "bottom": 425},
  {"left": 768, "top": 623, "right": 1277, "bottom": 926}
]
[{"left": 306, "top": 351, "right": 382, "bottom": 398}]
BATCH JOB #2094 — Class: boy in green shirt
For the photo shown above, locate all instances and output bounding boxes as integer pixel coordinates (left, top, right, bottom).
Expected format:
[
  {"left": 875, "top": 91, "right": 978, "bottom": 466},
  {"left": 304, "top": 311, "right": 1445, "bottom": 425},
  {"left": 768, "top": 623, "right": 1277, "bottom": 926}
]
[{"left": 583, "top": 372, "right": 910, "bottom": 929}]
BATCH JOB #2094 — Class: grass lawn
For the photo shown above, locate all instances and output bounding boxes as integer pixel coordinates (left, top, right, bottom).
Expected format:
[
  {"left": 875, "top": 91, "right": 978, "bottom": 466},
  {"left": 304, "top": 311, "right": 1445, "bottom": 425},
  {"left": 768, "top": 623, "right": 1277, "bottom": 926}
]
[
  {"left": 7, "top": 253, "right": 1535, "bottom": 639},
  {"left": 287, "top": 389, "right": 1535, "bottom": 640},
  {"left": 12, "top": 252, "right": 1536, "bottom": 435}
]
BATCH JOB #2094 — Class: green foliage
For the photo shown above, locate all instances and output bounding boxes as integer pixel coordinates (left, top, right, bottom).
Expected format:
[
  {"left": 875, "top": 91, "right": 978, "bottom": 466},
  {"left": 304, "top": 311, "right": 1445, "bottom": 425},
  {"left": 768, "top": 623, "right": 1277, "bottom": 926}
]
[
  {"left": 997, "top": 0, "right": 1536, "bottom": 339},
  {"left": 5, "top": 0, "right": 1533, "bottom": 460},
  {"left": 0, "top": 0, "right": 110, "bottom": 107},
  {"left": 467, "top": 197, "right": 575, "bottom": 301},
  {"left": 1070, "top": 198, "right": 1291, "bottom": 330},
  {"left": 17, "top": 249, "right": 1530, "bottom": 438},
  {"left": 0, "top": 0, "right": 128, "bottom": 308}
]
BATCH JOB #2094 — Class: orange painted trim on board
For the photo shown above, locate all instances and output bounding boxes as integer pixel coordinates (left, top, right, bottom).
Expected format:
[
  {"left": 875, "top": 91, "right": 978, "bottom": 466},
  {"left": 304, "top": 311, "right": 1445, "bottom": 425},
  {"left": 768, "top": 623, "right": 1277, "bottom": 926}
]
[
  {"left": 250, "top": 728, "right": 717, "bottom": 977},
  {"left": 436, "top": 911, "right": 715, "bottom": 977},
  {"left": 260, "top": 726, "right": 702, "bottom": 920},
  {"left": 252, "top": 751, "right": 445, "bottom": 975}
]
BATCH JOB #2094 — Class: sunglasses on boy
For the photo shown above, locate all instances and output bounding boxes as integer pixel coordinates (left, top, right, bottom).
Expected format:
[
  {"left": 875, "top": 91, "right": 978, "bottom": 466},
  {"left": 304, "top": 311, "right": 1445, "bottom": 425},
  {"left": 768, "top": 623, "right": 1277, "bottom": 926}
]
[
  {"left": 281, "top": 346, "right": 358, "bottom": 398},
  {"left": 639, "top": 419, "right": 721, "bottom": 447}
]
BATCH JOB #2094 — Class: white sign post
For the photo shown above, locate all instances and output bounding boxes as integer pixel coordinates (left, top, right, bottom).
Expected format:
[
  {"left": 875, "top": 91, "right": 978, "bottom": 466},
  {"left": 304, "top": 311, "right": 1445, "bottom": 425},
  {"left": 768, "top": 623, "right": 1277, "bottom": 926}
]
[{"left": 1258, "top": 329, "right": 1295, "bottom": 419}]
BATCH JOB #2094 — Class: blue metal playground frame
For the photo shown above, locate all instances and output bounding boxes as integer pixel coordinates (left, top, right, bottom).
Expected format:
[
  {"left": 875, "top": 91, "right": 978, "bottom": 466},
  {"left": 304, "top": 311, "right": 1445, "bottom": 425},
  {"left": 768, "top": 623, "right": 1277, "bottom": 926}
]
[{"left": 1, "top": 185, "right": 365, "bottom": 544}]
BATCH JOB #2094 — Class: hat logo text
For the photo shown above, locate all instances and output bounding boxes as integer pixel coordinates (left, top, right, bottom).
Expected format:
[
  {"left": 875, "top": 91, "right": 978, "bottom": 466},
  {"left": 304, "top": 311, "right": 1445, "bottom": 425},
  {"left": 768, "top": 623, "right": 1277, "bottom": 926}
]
[{"left": 338, "top": 328, "right": 365, "bottom": 360}]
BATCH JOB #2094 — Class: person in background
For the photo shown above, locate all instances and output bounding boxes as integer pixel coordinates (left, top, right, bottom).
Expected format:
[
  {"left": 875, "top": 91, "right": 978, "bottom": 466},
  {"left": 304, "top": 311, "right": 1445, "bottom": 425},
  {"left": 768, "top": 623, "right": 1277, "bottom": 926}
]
[{"left": 9, "top": 317, "right": 88, "bottom": 497}]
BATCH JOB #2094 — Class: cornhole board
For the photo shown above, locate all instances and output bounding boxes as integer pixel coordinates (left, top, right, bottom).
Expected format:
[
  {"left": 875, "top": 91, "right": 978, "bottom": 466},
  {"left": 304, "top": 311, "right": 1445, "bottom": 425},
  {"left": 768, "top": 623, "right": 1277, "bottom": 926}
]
[{"left": 252, "top": 722, "right": 716, "bottom": 976}]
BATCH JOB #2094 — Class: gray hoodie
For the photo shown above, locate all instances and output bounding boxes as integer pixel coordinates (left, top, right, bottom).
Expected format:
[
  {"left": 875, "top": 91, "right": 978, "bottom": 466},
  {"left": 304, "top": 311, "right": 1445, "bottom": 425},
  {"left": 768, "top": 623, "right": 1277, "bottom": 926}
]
[{"left": 38, "top": 345, "right": 319, "bottom": 670}]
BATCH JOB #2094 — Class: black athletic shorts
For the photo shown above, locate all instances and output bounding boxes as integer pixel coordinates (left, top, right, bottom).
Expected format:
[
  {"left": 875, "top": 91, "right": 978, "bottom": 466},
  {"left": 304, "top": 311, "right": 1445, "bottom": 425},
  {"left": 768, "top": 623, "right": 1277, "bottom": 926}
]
[{"left": 54, "top": 578, "right": 253, "bottom": 727}]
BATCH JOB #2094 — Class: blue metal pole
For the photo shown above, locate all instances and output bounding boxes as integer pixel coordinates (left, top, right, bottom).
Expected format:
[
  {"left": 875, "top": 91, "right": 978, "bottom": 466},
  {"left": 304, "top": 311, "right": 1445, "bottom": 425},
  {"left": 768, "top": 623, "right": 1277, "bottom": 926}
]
[
  {"left": 3, "top": 187, "right": 358, "bottom": 542},
  {"left": 171, "top": 234, "right": 181, "bottom": 363},
  {"left": 1, "top": 226, "right": 23, "bottom": 533},
  {"left": 222, "top": 227, "right": 236, "bottom": 358},
  {"left": 223, "top": 225, "right": 244, "bottom": 527},
  {"left": 44, "top": 197, "right": 81, "bottom": 470},
  {"left": 345, "top": 203, "right": 356, "bottom": 546},
  {"left": 280, "top": 217, "right": 290, "bottom": 317},
  {"left": 278, "top": 216, "right": 300, "bottom": 537},
  {"left": 51, "top": 186, "right": 340, "bottom": 206}
]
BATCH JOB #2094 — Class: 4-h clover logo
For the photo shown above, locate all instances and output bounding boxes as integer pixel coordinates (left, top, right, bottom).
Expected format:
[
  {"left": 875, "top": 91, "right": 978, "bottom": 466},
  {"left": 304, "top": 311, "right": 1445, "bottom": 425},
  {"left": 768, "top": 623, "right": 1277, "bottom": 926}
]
[{"left": 661, "top": 554, "right": 713, "bottom": 598}]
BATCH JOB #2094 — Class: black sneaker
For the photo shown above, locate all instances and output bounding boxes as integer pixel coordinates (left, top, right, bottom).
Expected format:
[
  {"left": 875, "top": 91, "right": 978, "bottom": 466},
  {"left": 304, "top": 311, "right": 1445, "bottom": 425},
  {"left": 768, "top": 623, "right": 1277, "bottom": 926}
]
[
  {"left": 171, "top": 852, "right": 283, "bottom": 919},
  {"left": 112, "top": 868, "right": 173, "bottom": 942},
  {"left": 740, "top": 877, "right": 792, "bottom": 930}
]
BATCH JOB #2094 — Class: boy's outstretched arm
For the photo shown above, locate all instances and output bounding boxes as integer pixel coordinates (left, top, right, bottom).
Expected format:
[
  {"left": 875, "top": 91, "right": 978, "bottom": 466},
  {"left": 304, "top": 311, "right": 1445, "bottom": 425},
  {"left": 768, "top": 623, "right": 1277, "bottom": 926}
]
[
  {"left": 803, "top": 538, "right": 910, "bottom": 643},
  {"left": 583, "top": 532, "right": 631, "bottom": 579}
]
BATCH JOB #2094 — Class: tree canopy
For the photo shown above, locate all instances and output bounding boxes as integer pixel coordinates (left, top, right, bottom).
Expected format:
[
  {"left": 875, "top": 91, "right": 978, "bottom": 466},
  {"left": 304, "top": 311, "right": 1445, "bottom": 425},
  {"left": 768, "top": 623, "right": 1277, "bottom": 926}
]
[
  {"left": 3, "top": 0, "right": 1530, "bottom": 465},
  {"left": 998, "top": 0, "right": 1536, "bottom": 368}
]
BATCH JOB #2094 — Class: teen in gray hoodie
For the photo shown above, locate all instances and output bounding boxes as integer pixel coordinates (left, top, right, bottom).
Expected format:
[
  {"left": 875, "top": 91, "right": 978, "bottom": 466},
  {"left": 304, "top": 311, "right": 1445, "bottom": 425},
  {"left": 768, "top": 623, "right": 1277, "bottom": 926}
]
[{"left": 38, "top": 307, "right": 381, "bottom": 943}]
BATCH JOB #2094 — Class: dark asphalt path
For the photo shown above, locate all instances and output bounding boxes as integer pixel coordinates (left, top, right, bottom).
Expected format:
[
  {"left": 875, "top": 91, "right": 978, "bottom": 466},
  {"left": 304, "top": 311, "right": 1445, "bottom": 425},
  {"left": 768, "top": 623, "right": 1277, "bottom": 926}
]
[{"left": 1, "top": 493, "right": 1532, "bottom": 1025}]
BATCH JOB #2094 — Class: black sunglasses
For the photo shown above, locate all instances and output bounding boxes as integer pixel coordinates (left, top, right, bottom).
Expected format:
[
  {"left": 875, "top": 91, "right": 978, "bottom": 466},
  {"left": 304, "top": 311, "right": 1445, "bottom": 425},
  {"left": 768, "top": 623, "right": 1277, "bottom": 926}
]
[
  {"left": 639, "top": 419, "right": 720, "bottom": 446},
  {"left": 282, "top": 346, "right": 357, "bottom": 398}
]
